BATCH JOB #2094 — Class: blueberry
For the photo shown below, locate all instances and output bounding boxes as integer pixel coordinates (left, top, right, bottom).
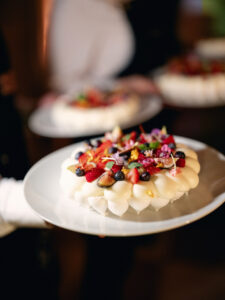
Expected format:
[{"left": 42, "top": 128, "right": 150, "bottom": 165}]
[
  {"left": 75, "top": 151, "right": 83, "bottom": 160},
  {"left": 122, "top": 154, "right": 130, "bottom": 160},
  {"left": 174, "top": 151, "right": 185, "bottom": 159},
  {"left": 84, "top": 139, "right": 93, "bottom": 147},
  {"left": 168, "top": 143, "right": 176, "bottom": 149},
  {"left": 75, "top": 168, "right": 85, "bottom": 176},
  {"left": 141, "top": 150, "right": 146, "bottom": 154},
  {"left": 114, "top": 171, "right": 125, "bottom": 181},
  {"left": 96, "top": 140, "right": 102, "bottom": 147},
  {"left": 140, "top": 172, "right": 151, "bottom": 181},
  {"left": 119, "top": 151, "right": 131, "bottom": 160},
  {"left": 108, "top": 147, "right": 118, "bottom": 154},
  {"left": 144, "top": 142, "right": 150, "bottom": 147}
]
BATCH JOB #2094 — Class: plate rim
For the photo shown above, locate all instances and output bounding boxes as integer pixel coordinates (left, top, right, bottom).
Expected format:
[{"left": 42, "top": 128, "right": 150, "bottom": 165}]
[{"left": 28, "top": 95, "right": 162, "bottom": 138}]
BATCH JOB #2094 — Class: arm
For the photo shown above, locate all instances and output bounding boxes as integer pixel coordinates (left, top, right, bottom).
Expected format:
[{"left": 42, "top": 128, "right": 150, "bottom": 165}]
[{"left": 0, "top": 177, "right": 46, "bottom": 237}]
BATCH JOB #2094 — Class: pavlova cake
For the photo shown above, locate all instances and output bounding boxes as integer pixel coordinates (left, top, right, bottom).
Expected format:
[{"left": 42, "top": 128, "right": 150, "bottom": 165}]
[
  {"left": 155, "top": 54, "right": 225, "bottom": 106},
  {"left": 60, "top": 126, "right": 200, "bottom": 216},
  {"left": 51, "top": 88, "right": 139, "bottom": 132},
  {"left": 196, "top": 37, "right": 225, "bottom": 59}
]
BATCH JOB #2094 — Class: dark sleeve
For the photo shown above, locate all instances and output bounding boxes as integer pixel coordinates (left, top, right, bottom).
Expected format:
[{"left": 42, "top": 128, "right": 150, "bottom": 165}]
[
  {"left": 120, "top": 0, "right": 181, "bottom": 75},
  {"left": 0, "top": 30, "right": 10, "bottom": 74}
]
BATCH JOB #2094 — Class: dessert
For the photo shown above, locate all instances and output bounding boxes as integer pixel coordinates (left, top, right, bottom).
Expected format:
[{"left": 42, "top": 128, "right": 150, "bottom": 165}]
[
  {"left": 60, "top": 126, "right": 200, "bottom": 216},
  {"left": 51, "top": 88, "right": 139, "bottom": 132},
  {"left": 155, "top": 54, "right": 225, "bottom": 106},
  {"left": 196, "top": 38, "right": 225, "bottom": 59}
]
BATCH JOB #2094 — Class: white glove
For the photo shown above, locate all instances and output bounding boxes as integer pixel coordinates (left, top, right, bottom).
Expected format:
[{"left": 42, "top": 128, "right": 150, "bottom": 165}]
[{"left": 0, "top": 178, "right": 46, "bottom": 237}]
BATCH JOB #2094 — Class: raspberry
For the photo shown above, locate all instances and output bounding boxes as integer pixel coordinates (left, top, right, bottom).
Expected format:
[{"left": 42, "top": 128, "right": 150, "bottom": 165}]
[
  {"left": 163, "top": 135, "right": 175, "bottom": 145},
  {"left": 176, "top": 158, "right": 185, "bottom": 168},
  {"left": 85, "top": 168, "right": 104, "bottom": 182},
  {"left": 146, "top": 166, "right": 161, "bottom": 175},
  {"left": 112, "top": 164, "right": 122, "bottom": 173}
]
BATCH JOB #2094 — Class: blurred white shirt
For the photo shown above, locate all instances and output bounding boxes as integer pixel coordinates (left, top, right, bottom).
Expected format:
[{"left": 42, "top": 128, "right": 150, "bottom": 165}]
[{"left": 49, "top": 0, "right": 134, "bottom": 92}]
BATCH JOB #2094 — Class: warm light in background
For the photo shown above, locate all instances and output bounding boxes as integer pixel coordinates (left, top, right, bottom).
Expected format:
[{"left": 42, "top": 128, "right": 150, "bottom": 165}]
[{"left": 42, "top": 0, "right": 53, "bottom": 64}]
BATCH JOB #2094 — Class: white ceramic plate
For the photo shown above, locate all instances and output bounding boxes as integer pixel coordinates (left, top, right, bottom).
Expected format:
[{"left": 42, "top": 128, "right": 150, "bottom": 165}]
[
  {"left": 23, "top": 136, "right": 225, "bottom": 236},
  {"left": 28, "top": 96, "right": 162, "bottom": 138}
]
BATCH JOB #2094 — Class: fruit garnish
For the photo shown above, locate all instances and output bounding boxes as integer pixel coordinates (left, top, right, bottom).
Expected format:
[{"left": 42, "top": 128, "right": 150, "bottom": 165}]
[
  {"left": 176, "top": 158, "right": 185, "bottom": 168},
  {"left": 146, "top": 166, "right": 161, "bottom": 175},
  {"left": 78, "top": 126, "right": 186, "bottom": 185},
  {"left": 163, "top": 135, "right": 175, "bottom": 145},
  {"left": 140, "top": 172, "right": 151, "bottom": 181},
  {"left": 127, "top": 168, "right": 139, "bottom": 184},
  {"left": 174, "top": 151, "right": 186, "bottom": 159},
  {"left": 114, "top": 171, "right": 125, "bottom": 181},
  {"left": 97, "top": 172, "right": 116, "bottom": 187},
  {"left": 75, "top": 151, "right": 84, "bottom": 160},
  {"left": 111, "top": 164, "right": 122, "bottom": 173},
  {"left": 85, "top": 168, "right": 104, "bottom": 182},
  {"left": 75, "top": 167, "right": 85, "bottom": 176}
]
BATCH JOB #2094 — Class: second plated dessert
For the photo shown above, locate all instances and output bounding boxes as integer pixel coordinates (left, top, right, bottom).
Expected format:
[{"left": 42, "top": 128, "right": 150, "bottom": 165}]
[
  {"left": 51, "top": 88, "right": 139, "bottom": 132},
  {"left": 155, "top": 54, "right": 225, "bottom": 106}
]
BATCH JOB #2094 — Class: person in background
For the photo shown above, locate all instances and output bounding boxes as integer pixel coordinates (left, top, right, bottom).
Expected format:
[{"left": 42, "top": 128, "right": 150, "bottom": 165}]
[{"left": 0, "top": 29, "right": 59, "bottom": 300}]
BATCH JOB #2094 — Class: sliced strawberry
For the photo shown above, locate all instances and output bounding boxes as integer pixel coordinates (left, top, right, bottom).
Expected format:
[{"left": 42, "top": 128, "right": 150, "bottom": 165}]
[
  {"left": 176, "top": 158, "right": 185, "bottom": 168},
  {"left": 130, "top": 131, "right": 137, "bottom": 142},
  {"left": 127, "top": 168, "right": 139, "bottom": 184},
  {"left": 85, "top": 168, "right": 104, "bottom": 182},
  {"left": 111, "top": 164, "right": 122, "bottom": 173},
  {"left": 78, "top": 152, "right": 89, "bottom": 166},
  {"left": 163, "top": 135, "right": 175, "bottom": 145},
  {"left": 94, "top": 140, "right": 112, "bottom": 157},
  {"left": 146, "top": 166, "right": 161, "bottom": 175},
  {"left": 97, "top": 160, "right": 108, "bottom": 169}
]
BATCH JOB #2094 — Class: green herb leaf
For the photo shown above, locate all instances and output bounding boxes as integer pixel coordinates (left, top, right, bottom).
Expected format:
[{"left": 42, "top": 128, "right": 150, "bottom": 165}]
[
  {"left": 122, "top": 133, "right": 131, "bottom": 141},
  {"left": 105, "top": 161, "right": 115, "bottom": 169},
  {"left": 138, "top": 144, "right": 149, "bottom": 151},
  {"left": 128, "top": 162, "right": 143, "bottom": 169},
  {"left": 149, "top": 141, "right": 159, "bottom": 149}
]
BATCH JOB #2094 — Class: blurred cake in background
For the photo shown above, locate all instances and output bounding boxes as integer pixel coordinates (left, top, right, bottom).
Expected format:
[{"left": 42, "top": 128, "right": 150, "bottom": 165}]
[
  {"left": 196, "top": 37, "right": 225, "bottom": 59},
  {"left": 155, "top": 54, "right": 225, "bottom": 107},
  {"left": 51, "top": 87, "right": 139, "bottom": 132}
]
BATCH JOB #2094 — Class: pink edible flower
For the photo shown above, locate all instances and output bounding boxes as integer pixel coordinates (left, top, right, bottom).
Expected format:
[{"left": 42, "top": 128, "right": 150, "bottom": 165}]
[{"left": 161, "top": 144, "right": 172, "bottom": 154}]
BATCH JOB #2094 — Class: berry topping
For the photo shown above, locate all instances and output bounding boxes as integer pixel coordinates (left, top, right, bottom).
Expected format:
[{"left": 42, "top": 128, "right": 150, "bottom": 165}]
[
  {"left": 77, "top": 126, "right": 186, "bottom": 185},
  {"left": 75, "top": 151, "right": 84, "bottom": 160},
  {"left": 85, "top": 168, "right": 104, "bottom": 182},
  {"left": 140, "top": 172, "right": 151, "bottom": 181},
  {"left": 108, "top": 146, "right": 118, "bottom": 154},
  {"left": 75, "top": 167, "right": 85, "bottom": 176},
  {"left": 97, "top": 172, "right": 116, "bottom": 187},
  {"left": 111, "top": 164, "right": 122, "bottom": 173},
  {"left": 176, "top": 158, "right": 185, "bottom": 167},
  {"left": 175, "top": 151, "right": 186, "bottom": 159},
  {"left": 127, "top": 168, "right": 139, "bottom": 184},
  {"left": 163, "top": 135, "right": 175, "bottom": 145},
  {"left": 114, "top": 171, "right": 125, "bottom": 181},
  {"left": 95, "top": 140, "right": 102, "bottom": 147}
]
